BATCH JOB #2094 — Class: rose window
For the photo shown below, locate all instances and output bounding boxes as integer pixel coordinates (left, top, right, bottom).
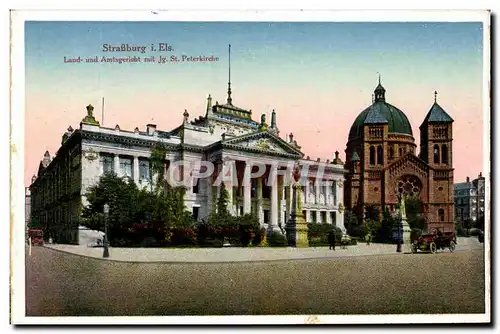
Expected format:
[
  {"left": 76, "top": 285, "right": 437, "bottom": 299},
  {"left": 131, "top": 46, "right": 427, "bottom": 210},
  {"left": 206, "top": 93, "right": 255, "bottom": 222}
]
[{"left": 396, "top": 175, "right": 422, "bottom": 197}]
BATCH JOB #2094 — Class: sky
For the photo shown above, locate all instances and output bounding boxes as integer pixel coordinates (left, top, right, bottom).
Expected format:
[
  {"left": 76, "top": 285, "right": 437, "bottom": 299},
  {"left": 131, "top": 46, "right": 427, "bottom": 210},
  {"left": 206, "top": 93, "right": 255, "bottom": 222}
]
[{"left": 24, "top": 21, "right": 485, "bottom": 186}]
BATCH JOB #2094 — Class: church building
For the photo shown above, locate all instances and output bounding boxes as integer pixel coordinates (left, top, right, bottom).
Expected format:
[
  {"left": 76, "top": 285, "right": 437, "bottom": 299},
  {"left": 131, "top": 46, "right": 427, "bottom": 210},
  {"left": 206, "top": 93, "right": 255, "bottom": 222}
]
[{"left": 344, "top": 80, "right": 455, "bottom": 232}]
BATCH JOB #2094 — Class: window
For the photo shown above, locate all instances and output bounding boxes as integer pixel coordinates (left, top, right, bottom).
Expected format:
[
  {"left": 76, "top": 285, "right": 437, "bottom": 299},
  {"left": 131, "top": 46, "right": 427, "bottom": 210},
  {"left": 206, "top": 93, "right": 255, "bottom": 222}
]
[
  {"left": 192, "top": 207, "right": 199, "bottom": 221},
  {"left": 377, "top": 145, "right": 383, "bottom": 165},
  {"left": 120, "top": 157, "right": 133, "bottom": 179},
  {"left": 441, "top": 145, "right": 448, "bottom": 164},
  {"left": 433, "top": 145, "right": 440, "bottom": 164},
  {"left": 438, "top": 209, "right": 445, "bottom": 222},
  {"left": 192, "top": 178, "right": 199, "bottom": 194},
  {"left": 389, "top": 146, "right": 394, "bottom": 159},
  {"left": 399, "top": 147, "right": 403, "bottom": 157},
  {"left": 369, "top": 146, "right": 375, "bottom": 165},
  {"left": 101, "top": 155, "right": 114, "bottom": 174},
  {"left": 139, "top": 160, "right": 150, "bottom": 181}
]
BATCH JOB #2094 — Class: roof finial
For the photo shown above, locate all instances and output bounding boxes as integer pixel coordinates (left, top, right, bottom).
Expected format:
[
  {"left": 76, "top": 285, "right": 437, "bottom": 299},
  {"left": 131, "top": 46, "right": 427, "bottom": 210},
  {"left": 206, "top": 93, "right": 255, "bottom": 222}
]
[
  {"left": 378, "top": 72, "right": 381, "bottom": 85},
  {"left": 227, "top": 44, "right": 232, "bottom": 105},
  {"left": 434, "top": 90, "right": 438, "bottom": 103}
]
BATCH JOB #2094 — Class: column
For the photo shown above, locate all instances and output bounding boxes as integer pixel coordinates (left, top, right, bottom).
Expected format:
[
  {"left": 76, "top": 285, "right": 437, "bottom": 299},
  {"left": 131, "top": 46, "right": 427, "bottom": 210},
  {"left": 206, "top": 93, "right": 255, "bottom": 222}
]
[
  {"left": 316, "top": 210, "right": 321, "bottom": 224},
  {"left": 285, "top": 183, "right": 292, "bottom": 223},
  {"left": 225, "top": 181, "right": 233, "bottom": 215},
  {"left": 133, "top": 156, "right": 139, "bottom": 185},
  {"left": 335, "top": 180, "right": 342, "bottom": 207},
  {"left": 257, "top": 176, "right": 264, "bottom": 226},
  {"left": 114, "top": 154, "right": 120, "bottom": 176},
  {"left": 315, "top": 179, "right": 320, "bottom": 205},
  {"left": 333, "top": 181, "right": 337, "bottom": 206},
  {"left": 277, "top": 174, "right": 284, "bottom": 228},
  {"left": 305, "top": 179, "right": 310, "bottom": 204},
  {"left": 269, "top": 165, "right": 279, "bottom": 233},
  {"left": 243, "top": 162, "right": 252, "bottom": 214},
  {"left": 326, "top": 210, "right": 332, "bottom": 224},
  {"left": 205, "top": 176, "right": 213, "bottom": 218}
]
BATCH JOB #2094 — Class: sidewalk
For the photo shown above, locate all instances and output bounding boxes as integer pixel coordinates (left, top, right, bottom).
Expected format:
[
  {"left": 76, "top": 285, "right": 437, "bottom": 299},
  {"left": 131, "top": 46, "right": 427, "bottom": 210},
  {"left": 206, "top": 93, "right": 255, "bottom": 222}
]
[{"left": 44, "top": 237, "right": 484, "bottom": 263}]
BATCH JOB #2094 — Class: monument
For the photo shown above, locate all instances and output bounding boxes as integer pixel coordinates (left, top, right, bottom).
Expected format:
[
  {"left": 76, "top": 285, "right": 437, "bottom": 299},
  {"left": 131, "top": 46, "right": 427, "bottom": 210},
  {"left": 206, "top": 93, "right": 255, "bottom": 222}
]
[
  {"left": 285, "top": 164, "right": 309, "bottom": 247},
  {"left": 393, "top": 194, "right": 412, "bottom": 252}
]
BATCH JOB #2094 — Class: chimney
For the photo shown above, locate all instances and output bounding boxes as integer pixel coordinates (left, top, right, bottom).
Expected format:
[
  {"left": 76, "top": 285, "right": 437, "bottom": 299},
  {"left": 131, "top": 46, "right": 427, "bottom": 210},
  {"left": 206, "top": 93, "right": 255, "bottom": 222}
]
[
  {"left": 335, "top": 151, "right": 340, "bottom": 160},
  {"left": 289, "top": 133, "right": 294, "bottom": 143},
  {"left": 466, "top": 176, "right": 470, "bottom": 183},
  {"left": 479, "top": 172, "right": 482, "bottom": 178},
  {"left": 146, "top": 124, "right": 157, "bottom": 135}
]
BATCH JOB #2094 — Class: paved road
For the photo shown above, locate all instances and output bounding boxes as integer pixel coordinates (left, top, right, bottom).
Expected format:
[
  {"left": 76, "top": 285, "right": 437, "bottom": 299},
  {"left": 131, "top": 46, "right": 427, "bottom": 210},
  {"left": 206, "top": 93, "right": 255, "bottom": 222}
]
[
  {"left": 43, "top": 237, "right": 484, "bottom": 263},
  {"left": 26, "top": 246, "right": 486, "bottom": 317}
]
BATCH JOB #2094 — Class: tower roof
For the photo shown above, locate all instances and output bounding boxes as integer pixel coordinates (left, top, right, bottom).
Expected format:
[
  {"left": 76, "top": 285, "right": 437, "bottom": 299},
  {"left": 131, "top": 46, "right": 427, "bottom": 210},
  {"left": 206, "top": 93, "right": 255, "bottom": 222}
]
[
  {"left": 422, "top": 102, "right": 454, "bottom": 123},
  {"left": 421, "top": 91, "right": 454, "bottom": 126}
]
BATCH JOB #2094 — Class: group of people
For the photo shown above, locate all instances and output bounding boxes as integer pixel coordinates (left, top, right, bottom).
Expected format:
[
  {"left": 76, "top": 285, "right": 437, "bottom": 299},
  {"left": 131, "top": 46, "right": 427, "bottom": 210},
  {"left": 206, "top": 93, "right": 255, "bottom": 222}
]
[{"left": 327, "top": 229, "right": 372, "bottom": 250}]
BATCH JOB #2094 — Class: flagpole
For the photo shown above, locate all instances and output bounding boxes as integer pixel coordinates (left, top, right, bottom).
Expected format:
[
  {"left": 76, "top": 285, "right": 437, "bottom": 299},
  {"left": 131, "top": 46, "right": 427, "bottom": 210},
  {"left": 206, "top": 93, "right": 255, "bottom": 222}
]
[{"left": 101, "top": 97, "right": 105, "bottom": 126}]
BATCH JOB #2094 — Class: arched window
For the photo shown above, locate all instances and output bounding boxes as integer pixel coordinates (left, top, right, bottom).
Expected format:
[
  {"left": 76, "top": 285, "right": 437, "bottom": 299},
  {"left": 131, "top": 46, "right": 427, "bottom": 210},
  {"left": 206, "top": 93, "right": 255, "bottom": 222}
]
[
  {"left": 369, "top": 146, "right": 375, "bottom": 165},
  {"left": 433, "top": 145, "right": 440, "bottom": 164},
  {"left": 438, "top": 209, "right": 445, "bottom": 222},
  {"left": 441, "top": 145, "right": 448, "bottom": 164},
  {"left": 389, "top": 146, "right": 394, "bottom": 159},
  {"left": 377, "top": 145, "right": 383, "bottom": 165}
]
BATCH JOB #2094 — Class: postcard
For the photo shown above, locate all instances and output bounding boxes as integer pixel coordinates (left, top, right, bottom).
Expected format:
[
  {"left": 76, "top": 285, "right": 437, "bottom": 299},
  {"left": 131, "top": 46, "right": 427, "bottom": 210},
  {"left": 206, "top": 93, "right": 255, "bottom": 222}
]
[{"left": 10, "top": 9, "right": 491, "bottom": 325}]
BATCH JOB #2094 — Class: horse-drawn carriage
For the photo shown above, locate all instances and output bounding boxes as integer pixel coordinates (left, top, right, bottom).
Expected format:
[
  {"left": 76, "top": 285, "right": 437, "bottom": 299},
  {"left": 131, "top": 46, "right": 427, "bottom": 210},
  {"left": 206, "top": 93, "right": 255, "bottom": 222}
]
[{"left": 411, "top": 228, "right": 457, "bottom": 254}]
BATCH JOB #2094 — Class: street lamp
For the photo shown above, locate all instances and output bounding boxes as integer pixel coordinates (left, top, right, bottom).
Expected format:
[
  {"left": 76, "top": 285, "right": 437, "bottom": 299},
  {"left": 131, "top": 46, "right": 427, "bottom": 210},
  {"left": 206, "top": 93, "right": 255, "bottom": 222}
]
[
  {"left": 396, "top": 193, "right": 402, "bottom": 253},
  {"left": 103, "top": 203, "right": 110, "bottom": 258}
]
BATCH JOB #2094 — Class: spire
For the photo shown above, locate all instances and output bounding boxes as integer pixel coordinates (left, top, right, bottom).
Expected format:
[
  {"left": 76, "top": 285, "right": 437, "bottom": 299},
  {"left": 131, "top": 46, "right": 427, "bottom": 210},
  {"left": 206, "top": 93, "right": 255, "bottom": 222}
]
[
  {"left": 434, "top": 90, "right": 438, "bottom": 103},
  {"left": 227, "top": 44, "right": 232, "bottom": 105},
  {"left": 374, "top": 74, "right": 386, "bottom": 103},
  {"left": 271, "top": 109, "right": 276, "bottom": 128}
]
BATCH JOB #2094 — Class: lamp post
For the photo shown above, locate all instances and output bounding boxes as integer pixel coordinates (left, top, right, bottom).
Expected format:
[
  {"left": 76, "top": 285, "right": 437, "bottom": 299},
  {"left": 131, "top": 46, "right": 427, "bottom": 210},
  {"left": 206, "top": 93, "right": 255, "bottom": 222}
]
[
  {"left": 396, "top": 194, "right": 402, "bottom": 253},
  {"left": 103, "top": 204, "right": 110, "bottom": 258}
]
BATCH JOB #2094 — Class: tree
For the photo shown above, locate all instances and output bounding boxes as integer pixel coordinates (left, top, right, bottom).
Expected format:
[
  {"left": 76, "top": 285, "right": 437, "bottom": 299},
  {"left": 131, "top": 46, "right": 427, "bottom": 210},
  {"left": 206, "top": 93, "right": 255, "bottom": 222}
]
[
  {"left": 345, "top": 210, "right": 359, "bottom": 236},
  {"left": 405, "top": 196, "right": 426, "bottom": 231},
  {"left": 149, "top": 142, "right": 168, "bottom": 192},
  {"left": 216, "top": 183, "right": 230, "bottom": 217},
  {"left": 378, "top": 209, "right": 395, "bottom": 242},
  {"left": 364, "top": 204, "right": 380, "bottom": 222},
  {"left": 363, "top": 219, "right": 380, "bottom": 236},
  {"left": 82, "top": 173, "right": 140, "bottom": 235}
]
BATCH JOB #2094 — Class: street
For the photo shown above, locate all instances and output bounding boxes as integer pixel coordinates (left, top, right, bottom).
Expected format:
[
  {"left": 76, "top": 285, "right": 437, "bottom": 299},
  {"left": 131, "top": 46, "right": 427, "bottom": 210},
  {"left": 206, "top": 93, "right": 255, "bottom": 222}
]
[{"left": 25, "top": 246, "right": 485, "bottom": 316}]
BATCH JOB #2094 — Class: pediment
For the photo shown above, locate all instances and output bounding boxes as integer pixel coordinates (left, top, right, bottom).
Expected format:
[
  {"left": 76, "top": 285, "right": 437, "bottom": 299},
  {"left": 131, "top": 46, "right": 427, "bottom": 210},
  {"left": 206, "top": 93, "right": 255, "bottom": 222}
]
[
  {"left": 386, "top": 153, "right": 430, "bottom": 179},
  {"left": 222, "top": 131, "right": 303, "bottom": 158}
]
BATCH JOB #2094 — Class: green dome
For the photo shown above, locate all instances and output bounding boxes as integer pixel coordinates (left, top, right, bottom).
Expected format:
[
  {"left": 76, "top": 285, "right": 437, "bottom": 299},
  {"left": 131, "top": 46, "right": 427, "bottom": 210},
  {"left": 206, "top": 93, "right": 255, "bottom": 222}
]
[{"left": 348, "top": 84, "right": 413, "bottom": 141}]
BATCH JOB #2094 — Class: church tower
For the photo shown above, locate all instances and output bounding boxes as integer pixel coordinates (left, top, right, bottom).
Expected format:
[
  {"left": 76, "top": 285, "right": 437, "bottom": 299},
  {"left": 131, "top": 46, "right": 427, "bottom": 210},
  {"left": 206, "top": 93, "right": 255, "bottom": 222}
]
[{"left": 419, "top": 91, "right": 454, "bottom": 230}]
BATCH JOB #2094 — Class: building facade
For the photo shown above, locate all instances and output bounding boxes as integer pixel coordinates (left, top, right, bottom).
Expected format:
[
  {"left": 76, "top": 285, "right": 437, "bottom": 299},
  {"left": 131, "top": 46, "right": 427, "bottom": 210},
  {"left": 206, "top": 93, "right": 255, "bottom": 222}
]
[
  {"left": 344, "top": 82, "right": 455, "bottom": 232},
  {"left": 454, "top": 173, "right": 485, "bottom": 226},
  {"left": 30, "top": 93, "right": 348, "bottom": 244}
]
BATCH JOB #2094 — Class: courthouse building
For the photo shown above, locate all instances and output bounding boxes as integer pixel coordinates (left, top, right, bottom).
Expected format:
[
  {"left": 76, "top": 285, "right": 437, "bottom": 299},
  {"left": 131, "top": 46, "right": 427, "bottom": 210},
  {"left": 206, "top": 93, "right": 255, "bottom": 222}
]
[
  {"left": 344, "top": 81, "right": 455, "bottom": 232},
  {"left": 29, "top": 90, "right": 347, "bottom": 244}
]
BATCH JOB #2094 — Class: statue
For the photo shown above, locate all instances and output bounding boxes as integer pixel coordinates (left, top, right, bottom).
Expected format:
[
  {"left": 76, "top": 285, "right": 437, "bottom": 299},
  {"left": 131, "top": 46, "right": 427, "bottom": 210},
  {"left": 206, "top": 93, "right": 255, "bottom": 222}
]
[
  {"left": 86, "top": 104, "right": 94, "bottom": 117},
  {"left": 81, "top": 104, "right": 100, "bottom": 126},
  {"left": 400, "top": 195, "right": 407, "bottom": 219},
  {"left": 261, "top": 113, "right": 266, "bottom": 125}
]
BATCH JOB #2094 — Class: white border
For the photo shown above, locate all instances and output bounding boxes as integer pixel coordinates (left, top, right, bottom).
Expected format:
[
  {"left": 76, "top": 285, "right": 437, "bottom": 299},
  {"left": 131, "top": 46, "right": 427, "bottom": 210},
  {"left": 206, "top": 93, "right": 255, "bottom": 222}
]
[{"left": 10, "top": 9, "right": 491, "bottom": 325}]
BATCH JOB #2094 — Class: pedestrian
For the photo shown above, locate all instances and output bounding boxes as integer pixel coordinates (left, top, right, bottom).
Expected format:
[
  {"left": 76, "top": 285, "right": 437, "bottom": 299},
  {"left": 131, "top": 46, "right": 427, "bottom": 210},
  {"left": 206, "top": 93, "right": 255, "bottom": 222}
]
[{"left": 329, "top": 229, "right": 336, "bottom": 250}]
